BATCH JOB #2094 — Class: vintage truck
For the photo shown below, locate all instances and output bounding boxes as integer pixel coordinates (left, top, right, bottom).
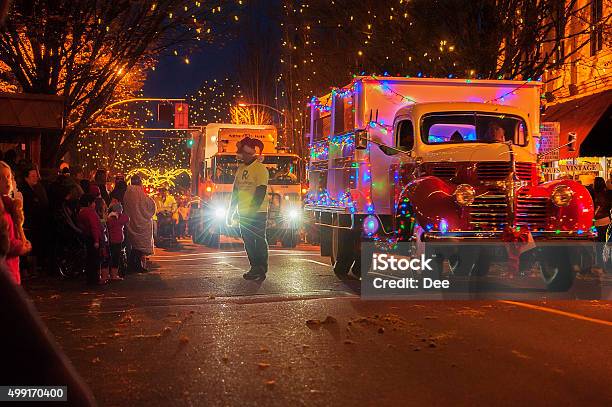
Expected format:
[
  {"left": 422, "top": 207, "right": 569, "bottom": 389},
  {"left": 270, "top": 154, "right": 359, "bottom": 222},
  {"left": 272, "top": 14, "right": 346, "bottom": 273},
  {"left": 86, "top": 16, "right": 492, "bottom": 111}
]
[
  {"left": 190, "top": 123, "right": 303, "bottom": 248},
  {"left": 305, "top": 76, "right": 595, "bottom": 291}
]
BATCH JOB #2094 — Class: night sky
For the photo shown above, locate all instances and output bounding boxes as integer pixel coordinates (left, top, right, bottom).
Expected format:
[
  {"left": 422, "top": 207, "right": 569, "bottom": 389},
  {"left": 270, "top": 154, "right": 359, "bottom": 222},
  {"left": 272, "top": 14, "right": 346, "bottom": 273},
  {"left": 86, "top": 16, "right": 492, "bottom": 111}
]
[
  {"left": 143, "top": 0, "right": 278, "bottom": 100},
  {"left": 142, "top": 42, "right": 239, "bottom": 99}
]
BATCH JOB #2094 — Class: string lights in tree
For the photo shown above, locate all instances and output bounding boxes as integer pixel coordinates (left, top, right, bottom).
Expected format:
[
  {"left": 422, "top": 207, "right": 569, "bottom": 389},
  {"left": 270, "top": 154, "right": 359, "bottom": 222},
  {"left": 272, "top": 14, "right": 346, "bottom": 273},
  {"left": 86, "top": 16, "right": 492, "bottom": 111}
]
[{"left": 188, "top": 78, "right": 244, "bottom": 125}]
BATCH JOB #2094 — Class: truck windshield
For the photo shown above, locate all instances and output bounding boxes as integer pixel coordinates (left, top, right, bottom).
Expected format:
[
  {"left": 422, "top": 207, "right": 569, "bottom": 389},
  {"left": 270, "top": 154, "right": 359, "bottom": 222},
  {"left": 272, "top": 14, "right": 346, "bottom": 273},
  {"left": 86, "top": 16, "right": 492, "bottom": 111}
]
[
  {"left": 421, "top": 112, "right": 527, "bottom": 146},
  {"left": 212, "top": 155, "right": 300, "bottom": 185}
]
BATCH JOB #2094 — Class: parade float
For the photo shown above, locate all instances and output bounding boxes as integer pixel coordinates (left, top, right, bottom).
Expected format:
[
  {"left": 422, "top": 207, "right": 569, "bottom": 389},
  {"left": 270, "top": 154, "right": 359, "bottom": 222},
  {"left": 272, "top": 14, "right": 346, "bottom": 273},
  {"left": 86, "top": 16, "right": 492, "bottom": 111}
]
[{"left": 305, "top": 76, "right": 596, "bottom": 290}]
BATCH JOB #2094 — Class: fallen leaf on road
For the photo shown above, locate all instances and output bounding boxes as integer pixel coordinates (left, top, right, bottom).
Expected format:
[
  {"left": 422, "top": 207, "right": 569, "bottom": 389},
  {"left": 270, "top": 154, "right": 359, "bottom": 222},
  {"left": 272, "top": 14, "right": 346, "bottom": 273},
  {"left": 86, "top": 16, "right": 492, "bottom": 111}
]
[
  {"left": 50, "top": 294, "right": 61, "bottom": 300},
  {"left": 132, "top": 334, "right": 162, "bottom": 339},
  {"left": 166, "top": 313, "right": 178, "bottom": 317},
  {"left": 179, "top": 336, "right": 190, "bottom": 345},
  {"left": 306, "top": 316, "right": 337, "bottom": 328},
  {"left": 162, "top": 327, "right": 172, "bottom": 335},
  {"left": 120, "top": 315, "right": 134, "bottom": 324},
  {"left": 265, "top": 380, "right": 276, "bottom": 387},
  {"left": 511, "top": 350, "right": 531, "bottom": 359},
  {"left": 343, "top": 339, "right": 356, "bottom": 345},
  {"left": 306, "top": 319, "right": 321, "bottom": 327},
  {"left": 323, "top": 316, "right": 337, "bottom": 324},
  {"left": 91, "top": 357, "right": 100, "bottom": 364},
  {"left": 259, "top": 346, "right": 269, "bottom": 353},
  {"left": 378, "top": 327, "right": 385, "bottom": 334},
  {"left": 222, "top": 356, "right": 229, "bottom": 363},
  {"left": 257, "top": 363, "right": 270, "bottom": 369},
  {"left": 208, "top": 295, "right": 215, "bottom": 299},
  {"left": 424, "top": 316, "right": 437, "bottom": 320}
]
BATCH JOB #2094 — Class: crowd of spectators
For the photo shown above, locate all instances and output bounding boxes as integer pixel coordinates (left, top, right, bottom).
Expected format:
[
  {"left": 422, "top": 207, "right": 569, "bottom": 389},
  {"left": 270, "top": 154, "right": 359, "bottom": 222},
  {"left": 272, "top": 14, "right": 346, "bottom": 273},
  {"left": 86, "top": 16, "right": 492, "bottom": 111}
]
[{"left": 0, "top": 149, "right": 162, "bottom": 286}]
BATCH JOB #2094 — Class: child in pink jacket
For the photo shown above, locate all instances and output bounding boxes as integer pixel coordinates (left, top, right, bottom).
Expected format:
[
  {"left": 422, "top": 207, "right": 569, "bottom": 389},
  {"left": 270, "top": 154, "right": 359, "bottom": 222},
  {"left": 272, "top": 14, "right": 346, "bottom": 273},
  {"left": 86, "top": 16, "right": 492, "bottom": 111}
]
[{"left": 107, "top": 203, "right": 129, "bottom": 281}]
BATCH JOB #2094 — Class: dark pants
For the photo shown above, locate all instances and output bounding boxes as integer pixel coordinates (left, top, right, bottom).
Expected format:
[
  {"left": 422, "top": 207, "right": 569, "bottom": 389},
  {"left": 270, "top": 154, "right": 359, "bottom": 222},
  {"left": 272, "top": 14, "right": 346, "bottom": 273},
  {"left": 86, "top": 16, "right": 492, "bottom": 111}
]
[
  {"left": 85, "top": 238, "right": 101, "bottom": 284},
  {"left": 239, "top": 212, "right": 269, "bottom": 274},
  {"left": 109, "top": 243, "right": 123, "bottom": 268}
]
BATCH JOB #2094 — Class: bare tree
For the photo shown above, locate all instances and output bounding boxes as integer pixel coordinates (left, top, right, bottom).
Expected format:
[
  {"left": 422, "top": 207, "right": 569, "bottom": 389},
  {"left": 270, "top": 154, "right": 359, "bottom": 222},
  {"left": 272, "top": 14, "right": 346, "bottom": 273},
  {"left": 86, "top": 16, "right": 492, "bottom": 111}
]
[{"left": 0, "top": 0, "right": 239, "bottom": 166}]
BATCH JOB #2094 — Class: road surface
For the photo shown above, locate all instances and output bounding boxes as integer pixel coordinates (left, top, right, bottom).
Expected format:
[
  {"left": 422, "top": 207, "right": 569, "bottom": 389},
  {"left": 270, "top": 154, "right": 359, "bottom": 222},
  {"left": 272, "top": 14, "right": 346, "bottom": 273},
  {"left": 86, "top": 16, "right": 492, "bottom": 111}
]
[{"left": 25, "top": 240, "right": 612, "bottom": 407}]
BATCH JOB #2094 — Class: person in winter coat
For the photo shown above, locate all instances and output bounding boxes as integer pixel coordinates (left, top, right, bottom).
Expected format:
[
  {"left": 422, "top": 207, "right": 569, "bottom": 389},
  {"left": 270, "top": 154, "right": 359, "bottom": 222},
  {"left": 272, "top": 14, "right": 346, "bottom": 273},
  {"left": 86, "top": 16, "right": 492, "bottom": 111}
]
[
  {"left": 77, "top": 194, "right": 106, "bottom": 285},
  {"left": 123, "top": 175, "right": 156, "bottom": 272},
  {"left": 0, "top": 161, "right": 31, "bottom": 284},
  {"left": 107, "top": 203, "right": 129, "bottom": 280},
  {"left": 110, "top": 179, "right": 128, "bottom": 205},
  {"left": 94, "top": 168, "right": 111, "bottom": 207}
]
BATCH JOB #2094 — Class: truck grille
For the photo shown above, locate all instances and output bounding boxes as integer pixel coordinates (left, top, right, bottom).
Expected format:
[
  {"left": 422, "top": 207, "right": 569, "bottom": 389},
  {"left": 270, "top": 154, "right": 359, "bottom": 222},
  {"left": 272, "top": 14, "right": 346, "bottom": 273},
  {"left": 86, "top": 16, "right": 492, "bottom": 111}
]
[
  {"left": 515, "top": 162, "right": 535, "bottom": 183},
  {"left": 476, "top": 162, "right": 534, "bottom": 183},
  {"left": 469, "top": 195, "right": 507, "bottom": 230},
  {"left": 516, "top": 195, "right": 548, "bottom": 229},
  {"left": 469, "top": 194, "right": 549, "bottom": 231},
  {"left": 430, "top": 165, "right": 457, "bottom": 179}
]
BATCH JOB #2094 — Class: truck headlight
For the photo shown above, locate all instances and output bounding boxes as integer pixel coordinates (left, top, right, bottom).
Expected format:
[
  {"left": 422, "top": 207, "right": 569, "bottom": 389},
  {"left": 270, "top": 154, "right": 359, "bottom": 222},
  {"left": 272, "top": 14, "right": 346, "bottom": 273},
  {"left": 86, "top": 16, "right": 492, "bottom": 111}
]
[
  {"left": 454, "top": 184, "right": 476, "bottom": 206},
  {"left": 214, "top": 206, "right": 226, "bottom": 220},
  {"left": 551, "top": 184, "right": 574, "bottom": 207}
]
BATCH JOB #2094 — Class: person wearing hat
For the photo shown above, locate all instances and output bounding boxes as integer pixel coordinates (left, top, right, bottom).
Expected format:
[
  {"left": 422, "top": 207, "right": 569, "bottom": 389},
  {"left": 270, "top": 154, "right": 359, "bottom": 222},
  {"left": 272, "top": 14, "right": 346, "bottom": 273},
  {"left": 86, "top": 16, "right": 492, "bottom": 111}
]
[
  {"left": 107, "top": 202, "right": 129, "bottom": 280},
  {"left": 227, "top": 137, "right": 270, "bottom": 281}
]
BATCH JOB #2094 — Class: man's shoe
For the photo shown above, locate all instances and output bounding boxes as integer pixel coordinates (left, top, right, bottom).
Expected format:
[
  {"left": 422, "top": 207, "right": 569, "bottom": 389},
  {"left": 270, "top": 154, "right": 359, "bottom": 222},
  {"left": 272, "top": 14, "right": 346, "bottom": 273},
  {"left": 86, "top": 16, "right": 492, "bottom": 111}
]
[{"left": 243, "top": 271, "right": 266, "bottom": 281}]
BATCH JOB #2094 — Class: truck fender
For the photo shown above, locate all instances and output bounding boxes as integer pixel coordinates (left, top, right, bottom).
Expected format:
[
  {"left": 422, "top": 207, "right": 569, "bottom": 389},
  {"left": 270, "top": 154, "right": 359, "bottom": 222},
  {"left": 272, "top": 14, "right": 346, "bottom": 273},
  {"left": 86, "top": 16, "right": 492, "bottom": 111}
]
[
  {"left": 401, "top": 176, "right": 465, "bottom": 232},
  {"left": 539, "top": 179, "right": 594, "bottom": 231}
]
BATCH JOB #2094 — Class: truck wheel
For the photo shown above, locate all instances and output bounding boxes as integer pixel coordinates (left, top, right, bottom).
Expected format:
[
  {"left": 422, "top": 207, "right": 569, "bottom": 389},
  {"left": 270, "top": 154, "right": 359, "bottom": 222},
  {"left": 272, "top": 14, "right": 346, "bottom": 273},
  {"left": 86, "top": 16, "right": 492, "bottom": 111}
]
[
  {"left": 331, "top": 227, "right": 353, "bottom": 278},
  {"left": 320, "top": 226, "right": 332, "bottom": 257},
  {"left": 535, "top": 247, "right": 574, "bottom": 292},
  {"left": 471, "top": 249, "right": 492, "bottom": 277},
  {"left": 448, "top": 247, "right": 478, "bottom": 276},
  {"left": 281, "top": 230, "right": 299, "bottom": 248}
]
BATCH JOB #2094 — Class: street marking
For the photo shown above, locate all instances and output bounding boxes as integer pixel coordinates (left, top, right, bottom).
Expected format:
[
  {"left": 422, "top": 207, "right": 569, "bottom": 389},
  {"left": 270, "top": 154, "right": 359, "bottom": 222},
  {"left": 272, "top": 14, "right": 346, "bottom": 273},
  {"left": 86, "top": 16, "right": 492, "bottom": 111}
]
[
  {"left": 500, "top": 300, "right": 612, "bottom": 327},
  {"left": 153, "top": 249, "right": 319, "bottom": 258},
  {"left": 302, "top": 259, "right": 330, "bottom": 267},
  {"left": 153, "top": 253, "right": 322, "bottom": 262}
]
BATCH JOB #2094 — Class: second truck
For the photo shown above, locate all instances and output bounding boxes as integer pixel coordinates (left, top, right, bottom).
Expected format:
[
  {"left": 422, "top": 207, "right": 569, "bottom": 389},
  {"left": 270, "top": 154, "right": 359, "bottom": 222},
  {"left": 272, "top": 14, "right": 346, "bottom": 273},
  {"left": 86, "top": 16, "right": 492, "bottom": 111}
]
[{"left": 190, "top": 123, "right": 303, "bottom": 248}]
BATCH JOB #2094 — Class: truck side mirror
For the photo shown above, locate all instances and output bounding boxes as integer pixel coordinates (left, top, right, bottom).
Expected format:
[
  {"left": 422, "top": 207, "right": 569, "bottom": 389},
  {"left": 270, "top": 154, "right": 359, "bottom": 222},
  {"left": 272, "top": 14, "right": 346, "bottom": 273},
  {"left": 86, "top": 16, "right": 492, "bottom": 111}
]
[
  {"left": 568, "top": 132, "right": 577, "bottom": 152},
  {"left": 378, "top": 144, "right": 400, "bottom": 156},
  {"left": 355, "top": 130, "right": 368, "bottom": 150}
]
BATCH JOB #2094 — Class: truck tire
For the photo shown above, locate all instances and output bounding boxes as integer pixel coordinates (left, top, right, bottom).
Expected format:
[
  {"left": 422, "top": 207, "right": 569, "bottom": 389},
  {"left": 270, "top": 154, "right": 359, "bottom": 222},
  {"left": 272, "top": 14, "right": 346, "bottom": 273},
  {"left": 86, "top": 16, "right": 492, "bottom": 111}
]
[
  {"left": 331, "top": 227, "right": 353, "bottom": 278},
  {"left": 536, "top": 247, "right": 574, "bottom": 292},
  {"left": 471, "top": 248, "right": 492, "bottom": 277},
  {"left": 448, "top": 246, "right": 478, "bottom": 276},
  {"left": 320, "top": 226, "right": 332, "bottom": 257}
]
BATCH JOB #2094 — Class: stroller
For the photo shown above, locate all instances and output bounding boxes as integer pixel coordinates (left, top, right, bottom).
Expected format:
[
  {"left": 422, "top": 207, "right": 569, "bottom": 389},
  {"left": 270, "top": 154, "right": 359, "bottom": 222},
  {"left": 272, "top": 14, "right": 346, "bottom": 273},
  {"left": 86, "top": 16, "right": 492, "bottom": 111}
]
[{"left": 156, "top": 210, "right": 177, "bottom": 247}]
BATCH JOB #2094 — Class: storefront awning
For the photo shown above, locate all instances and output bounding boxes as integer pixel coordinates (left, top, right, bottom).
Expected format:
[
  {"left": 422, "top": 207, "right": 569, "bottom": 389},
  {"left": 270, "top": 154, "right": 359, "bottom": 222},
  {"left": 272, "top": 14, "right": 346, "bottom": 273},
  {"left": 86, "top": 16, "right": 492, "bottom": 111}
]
[
  {"left": 542, "top": 89, "right": 611, "bottom": 159},
  {"left": 0, "top": 92, "right": 64, "bottom": 133}
]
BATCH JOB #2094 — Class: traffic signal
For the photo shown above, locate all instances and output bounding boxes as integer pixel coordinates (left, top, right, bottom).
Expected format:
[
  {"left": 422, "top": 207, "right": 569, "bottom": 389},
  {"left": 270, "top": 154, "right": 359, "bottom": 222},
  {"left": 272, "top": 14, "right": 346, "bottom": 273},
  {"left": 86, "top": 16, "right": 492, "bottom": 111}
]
[{"left": 186, "top": 138, "right": 194, "bottom": 148}]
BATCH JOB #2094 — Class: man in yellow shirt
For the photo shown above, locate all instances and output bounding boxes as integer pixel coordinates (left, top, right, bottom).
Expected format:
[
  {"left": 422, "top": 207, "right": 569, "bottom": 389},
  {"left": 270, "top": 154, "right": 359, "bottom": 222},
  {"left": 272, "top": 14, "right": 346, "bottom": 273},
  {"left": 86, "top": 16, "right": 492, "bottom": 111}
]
[{"left": 228, "top": 137, "right": 269, "bottom": 281}]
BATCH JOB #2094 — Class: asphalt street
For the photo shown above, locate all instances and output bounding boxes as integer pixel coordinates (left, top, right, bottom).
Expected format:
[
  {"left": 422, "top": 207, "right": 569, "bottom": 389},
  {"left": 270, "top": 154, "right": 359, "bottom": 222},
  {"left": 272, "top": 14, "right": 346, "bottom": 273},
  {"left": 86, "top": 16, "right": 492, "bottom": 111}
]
[{"left": 25, "top": 240, "right": 612, "bottom": 407}]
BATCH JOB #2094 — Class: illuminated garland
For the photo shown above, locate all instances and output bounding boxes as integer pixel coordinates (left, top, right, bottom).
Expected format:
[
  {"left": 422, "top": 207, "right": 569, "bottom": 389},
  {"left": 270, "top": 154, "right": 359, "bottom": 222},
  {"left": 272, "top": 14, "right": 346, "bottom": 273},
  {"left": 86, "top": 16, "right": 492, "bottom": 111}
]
[{"left": 126, "top": 168, "right": 191, "bottom": 190}]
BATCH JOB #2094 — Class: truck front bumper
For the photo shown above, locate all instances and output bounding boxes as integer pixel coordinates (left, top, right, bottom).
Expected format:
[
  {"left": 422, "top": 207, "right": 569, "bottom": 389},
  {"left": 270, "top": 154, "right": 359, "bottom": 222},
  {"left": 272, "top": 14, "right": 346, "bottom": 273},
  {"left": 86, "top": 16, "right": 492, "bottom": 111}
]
[{"left": 422, "top": 230, "right": 597, "bottom": 242}]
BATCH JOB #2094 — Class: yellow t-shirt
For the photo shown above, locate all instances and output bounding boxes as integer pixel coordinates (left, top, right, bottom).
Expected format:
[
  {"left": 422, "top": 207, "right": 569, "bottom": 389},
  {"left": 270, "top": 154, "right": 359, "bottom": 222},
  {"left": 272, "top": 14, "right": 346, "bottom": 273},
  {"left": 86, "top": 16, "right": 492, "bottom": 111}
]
[{"left": 234, "top": 159, "right": 269, "bottom": 214}]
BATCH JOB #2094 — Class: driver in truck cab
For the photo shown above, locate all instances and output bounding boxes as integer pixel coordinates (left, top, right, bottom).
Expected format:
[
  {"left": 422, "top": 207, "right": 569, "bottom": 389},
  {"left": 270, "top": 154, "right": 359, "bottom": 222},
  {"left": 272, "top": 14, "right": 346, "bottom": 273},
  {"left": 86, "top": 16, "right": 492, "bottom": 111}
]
[
  {"left": 486, "top": 121, "right": 507, "bottom": 142},
  {"left": 228, "top": 137, "right": 270, "bottom": 281}
]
